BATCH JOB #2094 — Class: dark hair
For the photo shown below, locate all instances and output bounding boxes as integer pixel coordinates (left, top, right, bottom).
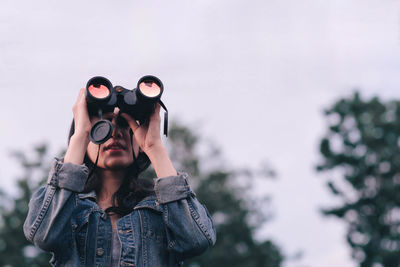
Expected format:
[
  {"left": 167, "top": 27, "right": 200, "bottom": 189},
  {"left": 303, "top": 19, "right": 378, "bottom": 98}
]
[{"left": 68, "top": 119, "right": 154, "bottom": 216}]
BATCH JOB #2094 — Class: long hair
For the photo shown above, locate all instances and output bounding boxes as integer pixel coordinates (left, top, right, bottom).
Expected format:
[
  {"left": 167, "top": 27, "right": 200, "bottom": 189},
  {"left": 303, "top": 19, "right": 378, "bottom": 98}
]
[{"left": 68, "top": 120, "right": 154, "bottom": 216}]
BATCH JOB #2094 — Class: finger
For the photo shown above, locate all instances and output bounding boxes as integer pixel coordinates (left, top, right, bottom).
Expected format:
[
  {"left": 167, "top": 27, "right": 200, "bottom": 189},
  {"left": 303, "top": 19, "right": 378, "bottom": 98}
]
[
  {"left": 148, "top": 104, "right": 161, "bottom": 127},
  {"left": 75, "top": 88, "right": 88, "bottom": 113},
  {"left": 73, "top": 88, "right": 85, "bottom": 113},
  {"left": 78, "top": 88, "right": 89, "bottom": 112},
  {"left": 77, "top": 88, "right": 85, "bottom": 103},
  {"left": 151, "top": 104, "right": 161, "bottom": 119},
  {"left": 147, "top": 105, "right": 161, "bottom": 136},
  {"left": 120, "top": 113, "right": 140, "bottom": 133}
]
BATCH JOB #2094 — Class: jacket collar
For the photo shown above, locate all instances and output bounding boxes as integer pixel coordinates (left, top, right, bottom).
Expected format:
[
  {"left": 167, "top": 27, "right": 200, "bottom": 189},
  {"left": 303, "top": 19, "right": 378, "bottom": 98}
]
[
  {"left": 78, "top": 191, "right": 97, "bottom": 201},
  {"left": 134, "top": 194, "right": 162, "bottom": 213},
  {"left": 78, "top": 191, "right": 161, "bottom": 213}
]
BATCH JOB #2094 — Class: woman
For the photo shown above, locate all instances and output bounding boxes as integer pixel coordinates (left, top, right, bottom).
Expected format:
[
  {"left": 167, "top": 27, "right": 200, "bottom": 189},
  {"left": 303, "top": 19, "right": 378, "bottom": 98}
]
[{"left": 24, "top": 88, "right": 216, "bottom": 266}]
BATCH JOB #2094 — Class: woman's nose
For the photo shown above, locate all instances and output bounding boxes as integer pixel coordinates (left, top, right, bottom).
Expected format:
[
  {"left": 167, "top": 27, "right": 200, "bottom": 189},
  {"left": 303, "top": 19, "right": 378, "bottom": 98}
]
[{"left": 111, "top": 119, "right": 123, "bottom": 139}]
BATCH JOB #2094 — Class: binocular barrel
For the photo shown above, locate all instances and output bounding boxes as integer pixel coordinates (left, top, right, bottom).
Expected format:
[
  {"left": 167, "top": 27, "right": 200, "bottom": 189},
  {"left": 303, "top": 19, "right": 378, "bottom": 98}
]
[
  {"left": 137, "top": 75, "right": 163, "bottom": 99},
  {"left": 86, "top": 76, "right": 113, "bottom": 103}
]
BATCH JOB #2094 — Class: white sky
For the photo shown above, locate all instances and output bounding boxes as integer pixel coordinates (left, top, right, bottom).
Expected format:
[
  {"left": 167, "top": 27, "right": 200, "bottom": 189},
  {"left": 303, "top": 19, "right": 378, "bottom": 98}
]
[{"left": 1, "top": 1, "right": 400, "bottom": 266}]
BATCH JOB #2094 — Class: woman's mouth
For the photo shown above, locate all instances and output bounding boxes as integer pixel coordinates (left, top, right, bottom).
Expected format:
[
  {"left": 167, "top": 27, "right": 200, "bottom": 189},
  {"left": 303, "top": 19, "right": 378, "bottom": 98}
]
[{"left": 104, "top": 142, "right": 125, "bottom": 151}]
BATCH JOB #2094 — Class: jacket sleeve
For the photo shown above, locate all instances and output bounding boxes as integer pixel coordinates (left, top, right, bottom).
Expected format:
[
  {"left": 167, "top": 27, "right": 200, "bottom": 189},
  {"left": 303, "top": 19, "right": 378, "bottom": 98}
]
[
  {"left": 23, "top": 159, "right": 88, "bottom": 253},
  {"left": 154, "top": 172, "right": 216, "bottom": 260}
]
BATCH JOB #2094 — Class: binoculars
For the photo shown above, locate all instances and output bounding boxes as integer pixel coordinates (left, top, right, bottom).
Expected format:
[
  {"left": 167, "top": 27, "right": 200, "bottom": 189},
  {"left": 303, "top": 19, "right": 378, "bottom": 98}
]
[{"left": 85, "top": 75, "right": 168, "bottom": 144}]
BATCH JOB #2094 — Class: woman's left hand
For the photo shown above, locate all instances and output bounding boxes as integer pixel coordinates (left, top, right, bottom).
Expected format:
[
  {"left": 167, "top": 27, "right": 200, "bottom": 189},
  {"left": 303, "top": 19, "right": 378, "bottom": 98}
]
[
  {"left": 120, "top": 104, "right": 177, "bottom": 178},
  {"left": 120, "top": 104, "right": 164, "bottom": 156}
]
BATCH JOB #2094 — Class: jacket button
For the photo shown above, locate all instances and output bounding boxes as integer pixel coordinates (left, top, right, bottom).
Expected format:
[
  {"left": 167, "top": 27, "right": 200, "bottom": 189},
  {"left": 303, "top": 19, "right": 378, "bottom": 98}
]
[{"left": 96, "top": 248, "right": 104, "bottom": 256}]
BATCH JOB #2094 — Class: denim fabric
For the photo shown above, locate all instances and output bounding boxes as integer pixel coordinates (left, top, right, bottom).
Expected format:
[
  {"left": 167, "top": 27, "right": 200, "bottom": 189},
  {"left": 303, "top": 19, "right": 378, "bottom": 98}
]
[{"left": 24, "top": 159, "right": 216, "bottom": 267}]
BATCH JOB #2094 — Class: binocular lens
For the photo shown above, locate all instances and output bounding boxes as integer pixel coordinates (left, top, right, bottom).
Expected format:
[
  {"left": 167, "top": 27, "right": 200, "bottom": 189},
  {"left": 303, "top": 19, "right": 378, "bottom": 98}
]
[
  {"left": 88, "top": 84, "right": 110, "bottom": 99},
  {"left": 139, "top": 81, "right": 161, "bottom": 97}
]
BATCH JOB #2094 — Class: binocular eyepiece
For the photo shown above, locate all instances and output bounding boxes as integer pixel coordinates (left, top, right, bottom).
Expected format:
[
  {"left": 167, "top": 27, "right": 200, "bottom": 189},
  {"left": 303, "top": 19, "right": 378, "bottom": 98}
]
[{"left": 85, "top": 75, "right": 168, "bottom": 144}]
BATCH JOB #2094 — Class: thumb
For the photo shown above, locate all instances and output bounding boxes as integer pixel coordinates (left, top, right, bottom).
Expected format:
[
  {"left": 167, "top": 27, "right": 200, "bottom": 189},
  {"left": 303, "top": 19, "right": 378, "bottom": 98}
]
[{"left": 120, "top": 113, "right": 140, "bottom": 133}]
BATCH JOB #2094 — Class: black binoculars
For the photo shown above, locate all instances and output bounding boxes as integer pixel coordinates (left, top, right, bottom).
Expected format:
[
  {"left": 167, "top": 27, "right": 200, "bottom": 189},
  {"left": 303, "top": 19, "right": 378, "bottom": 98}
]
[{"left": 85, "top": 75, "right": 168, "bottom": 144}]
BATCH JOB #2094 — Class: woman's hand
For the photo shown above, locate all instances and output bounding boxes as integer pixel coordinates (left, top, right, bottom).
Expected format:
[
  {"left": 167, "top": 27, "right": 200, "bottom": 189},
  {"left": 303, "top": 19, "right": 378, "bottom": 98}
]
[
  {"left": 72, "top": 88, "right": 92, "bottom": 138},
  {"left": 120, "top": 104, "right": 164, "bottom": 155},
  {"left": 120, "top": 105, "right": 177, "bottom": 178},
  {"left": 64, "top": 88, "right": 91, "bottom": 165}
]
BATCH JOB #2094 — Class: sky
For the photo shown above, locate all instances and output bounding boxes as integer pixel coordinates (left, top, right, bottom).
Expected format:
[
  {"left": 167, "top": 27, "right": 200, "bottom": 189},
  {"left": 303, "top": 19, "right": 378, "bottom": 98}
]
[{"left": 1, "top": 0, "right": 400, "bottom": 266}]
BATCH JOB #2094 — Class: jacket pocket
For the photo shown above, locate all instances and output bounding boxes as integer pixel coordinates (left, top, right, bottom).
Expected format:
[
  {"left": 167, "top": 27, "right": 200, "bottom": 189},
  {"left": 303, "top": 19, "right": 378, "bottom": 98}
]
[
  {"left": 139, "top": 209, "right": 166, "bottom": 244},
  {"left": 138, "top": 210, "right": 168, "bottom": 266}
]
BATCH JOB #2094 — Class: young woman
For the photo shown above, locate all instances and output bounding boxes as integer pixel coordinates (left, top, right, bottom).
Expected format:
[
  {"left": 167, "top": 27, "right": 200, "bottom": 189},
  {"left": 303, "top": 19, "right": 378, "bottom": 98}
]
[{"left": 24, "top": 88, "right": 216, "bottom": 266}]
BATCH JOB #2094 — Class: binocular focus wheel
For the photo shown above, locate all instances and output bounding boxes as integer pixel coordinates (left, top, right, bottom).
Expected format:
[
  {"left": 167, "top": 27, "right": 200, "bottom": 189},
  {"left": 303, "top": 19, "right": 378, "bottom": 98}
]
[{"left": 89, "top": 120, "right": 113, "bottom": 144}]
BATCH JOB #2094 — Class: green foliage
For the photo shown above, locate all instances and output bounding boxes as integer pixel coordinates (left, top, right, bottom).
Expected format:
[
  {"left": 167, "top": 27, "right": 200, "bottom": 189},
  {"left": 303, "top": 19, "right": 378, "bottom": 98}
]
[
  {"left": 317, "top": 92, "right": 400, "bottom": 267},
  {"left": 0, "top": 122, "right": 283, "bottom": 266},
  {"left": 165, "top": 122, "right": 283, "bottom": 267},
  {"left": 0, "top": 144, "right": 52, "bottom": 266}
]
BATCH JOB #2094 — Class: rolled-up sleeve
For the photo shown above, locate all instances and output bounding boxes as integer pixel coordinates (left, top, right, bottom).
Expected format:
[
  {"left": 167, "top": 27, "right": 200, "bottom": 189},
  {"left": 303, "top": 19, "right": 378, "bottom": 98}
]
[
  {"left": 47, "top": 159, "right": 88, "bottom": 192},
  {"left": 154, "top": 172, "right": 193, "bottom": 204},
  {"left": 24, "top": 159, "right": 88, "bottom": 252},
  {"left": 154, "top": 172, "right": 216, "bottom": 260}
]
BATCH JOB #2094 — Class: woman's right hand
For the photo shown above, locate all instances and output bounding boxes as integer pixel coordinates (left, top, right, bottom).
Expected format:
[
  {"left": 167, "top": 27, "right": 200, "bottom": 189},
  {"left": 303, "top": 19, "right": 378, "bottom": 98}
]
[
  {"left": 64, "top": 88, "right": 91, "bottom": 165},
  {"left": 72, "top": 88, "right": 92, "bottom": 138}
]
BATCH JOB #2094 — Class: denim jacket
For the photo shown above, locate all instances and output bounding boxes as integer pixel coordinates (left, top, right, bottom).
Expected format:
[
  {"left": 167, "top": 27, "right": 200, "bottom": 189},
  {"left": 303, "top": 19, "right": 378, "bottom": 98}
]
[{"left": 23, "top": 160, "right": 216, "bottom": 266}]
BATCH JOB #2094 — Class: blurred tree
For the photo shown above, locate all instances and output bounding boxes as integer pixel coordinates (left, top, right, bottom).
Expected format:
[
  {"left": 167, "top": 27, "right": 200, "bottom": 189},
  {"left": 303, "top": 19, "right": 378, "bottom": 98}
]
[
  {"left": 317, "top": 92, "right": 400, "bottom": 267},
  {"left": 0, "top": 144, "right": 52, "bottom": 266},
  {"left": 146, "top": 122, "right": 283, "bottom": 267},
  {"left": 0, "top": 122, "right": 283, "bottom": 266}
]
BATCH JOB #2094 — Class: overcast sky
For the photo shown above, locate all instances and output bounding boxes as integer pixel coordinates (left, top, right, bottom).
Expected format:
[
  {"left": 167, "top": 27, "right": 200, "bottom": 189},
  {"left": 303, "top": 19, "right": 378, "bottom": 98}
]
[{"left": 1, "top": 1, "right": 400, "bottom": 266}]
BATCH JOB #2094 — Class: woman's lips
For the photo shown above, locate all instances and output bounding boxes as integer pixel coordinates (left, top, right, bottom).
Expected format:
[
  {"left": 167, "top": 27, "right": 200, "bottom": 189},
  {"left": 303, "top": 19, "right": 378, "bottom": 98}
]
[
  {"left": 107, "top": 148, "right": 123, "bottom": 152},
  {"left": 104, "top": 142, "right": 125, "bottom": 151}
]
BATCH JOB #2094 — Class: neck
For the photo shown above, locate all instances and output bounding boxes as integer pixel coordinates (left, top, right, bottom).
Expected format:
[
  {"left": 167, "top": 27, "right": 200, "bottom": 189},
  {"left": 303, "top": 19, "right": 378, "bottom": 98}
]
[{"left": 96, "top": 169, "right": 125, "bottom": 204}]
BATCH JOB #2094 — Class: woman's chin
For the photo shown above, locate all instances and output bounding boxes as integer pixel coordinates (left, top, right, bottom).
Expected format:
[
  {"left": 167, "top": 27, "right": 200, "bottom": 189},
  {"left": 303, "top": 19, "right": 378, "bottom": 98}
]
[{"left": 103, "top": 157, "right": 132, "bottom": 170}]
